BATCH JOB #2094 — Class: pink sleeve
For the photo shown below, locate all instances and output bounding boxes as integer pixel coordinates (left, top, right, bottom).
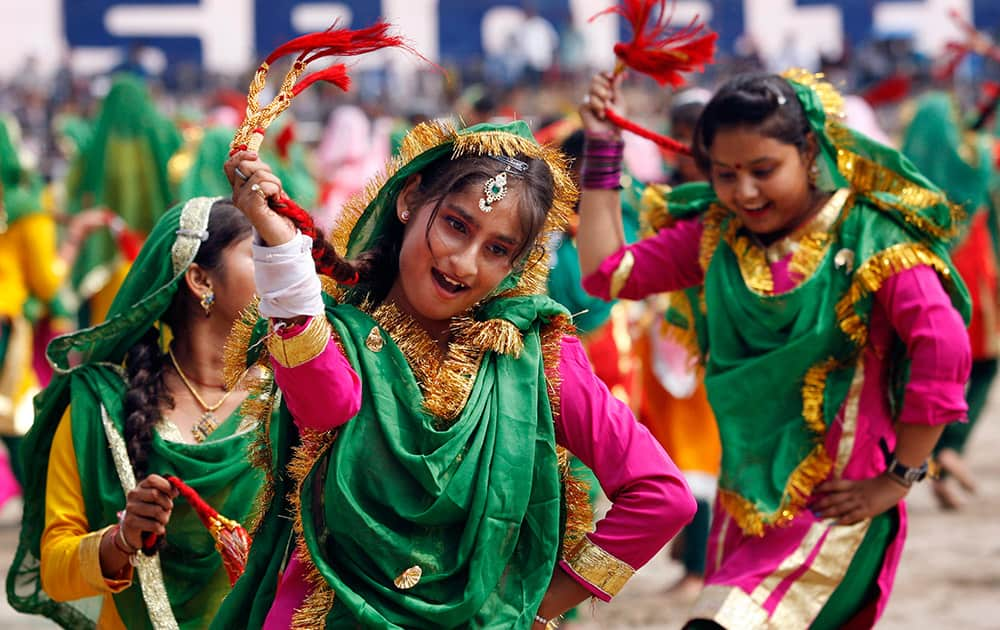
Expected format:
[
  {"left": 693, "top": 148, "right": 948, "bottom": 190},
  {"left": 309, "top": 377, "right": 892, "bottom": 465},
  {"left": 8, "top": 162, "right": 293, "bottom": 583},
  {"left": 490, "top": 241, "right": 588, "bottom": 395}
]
[
  {"left": 270, "top": 318, "right": 363, "bottom": 432},
  {"left": 554, "top": 336, "right": 697, "bottom": 600},
  {"left": 581, "top": 217, "right": 705, "bottom": 301},
  {"left": 876, "top": 266, "right": 970, "bottom": 425}
]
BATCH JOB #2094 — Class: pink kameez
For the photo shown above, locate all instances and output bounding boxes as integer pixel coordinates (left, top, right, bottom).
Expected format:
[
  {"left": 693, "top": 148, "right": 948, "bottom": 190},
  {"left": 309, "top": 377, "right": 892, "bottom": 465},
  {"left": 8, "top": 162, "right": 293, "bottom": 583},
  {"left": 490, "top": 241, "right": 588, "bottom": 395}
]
[
  {"left": 582, "top": 216, "right": 970, "bottom": 628},
  {"left": 261, "top": 325, "right": 696, "bottom": 628}
]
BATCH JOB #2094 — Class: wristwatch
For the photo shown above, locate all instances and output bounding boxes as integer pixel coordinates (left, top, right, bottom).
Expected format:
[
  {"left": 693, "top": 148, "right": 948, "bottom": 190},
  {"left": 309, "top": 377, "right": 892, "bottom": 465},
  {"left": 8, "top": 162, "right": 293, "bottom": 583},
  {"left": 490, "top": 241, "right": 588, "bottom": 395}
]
[{"left": 885, "top": 456, "right": 929, "bottom": 488}]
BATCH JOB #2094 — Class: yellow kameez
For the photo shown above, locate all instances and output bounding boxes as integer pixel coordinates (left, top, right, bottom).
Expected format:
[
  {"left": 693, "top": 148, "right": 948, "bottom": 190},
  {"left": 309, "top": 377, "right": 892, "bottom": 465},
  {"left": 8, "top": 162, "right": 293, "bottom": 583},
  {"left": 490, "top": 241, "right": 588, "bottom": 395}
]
[{"left": 41, "top": 409, "right": 129, "bottom": 629}]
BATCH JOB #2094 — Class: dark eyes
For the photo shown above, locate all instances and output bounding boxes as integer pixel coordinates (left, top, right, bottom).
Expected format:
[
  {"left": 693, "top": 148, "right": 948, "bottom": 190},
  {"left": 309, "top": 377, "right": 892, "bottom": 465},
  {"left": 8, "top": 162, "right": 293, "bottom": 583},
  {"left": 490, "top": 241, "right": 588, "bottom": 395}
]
[
  {"left": 487, "top": 244, "right": 510, "bottom": 258},
  {"left": 715, "top": 168, "right": 774, "bottom": 181},
  {"left": 445, "top": 216, "right": 467, "bottom": 233}
]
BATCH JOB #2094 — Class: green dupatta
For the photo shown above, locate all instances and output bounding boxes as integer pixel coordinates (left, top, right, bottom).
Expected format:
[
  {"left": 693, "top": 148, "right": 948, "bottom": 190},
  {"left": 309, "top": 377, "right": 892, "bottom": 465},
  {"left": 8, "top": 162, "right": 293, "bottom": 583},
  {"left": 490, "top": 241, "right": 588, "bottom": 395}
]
[
  {"left": 7, "top": 198, "right": 265, "bottom": 629},
  {"left": 214, "top": 121, "right": 585, "bottom": 629},
  {"left": 643, "top": 71, "right": 969, "bottom": 536}
]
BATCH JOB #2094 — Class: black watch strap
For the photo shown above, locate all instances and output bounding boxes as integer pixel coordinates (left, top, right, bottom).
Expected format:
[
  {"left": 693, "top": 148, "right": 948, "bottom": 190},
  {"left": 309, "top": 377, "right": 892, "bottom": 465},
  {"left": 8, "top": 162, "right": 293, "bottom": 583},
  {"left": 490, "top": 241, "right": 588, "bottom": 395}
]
[{"left": 886, "top": 456, "right": 928, "bottom": 487}]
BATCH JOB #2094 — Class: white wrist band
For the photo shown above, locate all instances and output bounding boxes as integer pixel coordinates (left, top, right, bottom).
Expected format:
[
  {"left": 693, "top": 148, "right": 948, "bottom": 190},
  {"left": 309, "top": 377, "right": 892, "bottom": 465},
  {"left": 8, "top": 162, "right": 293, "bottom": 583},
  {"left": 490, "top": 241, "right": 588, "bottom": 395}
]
[{"left": 252, "top": 231, "right": 325, "bottom": 318}]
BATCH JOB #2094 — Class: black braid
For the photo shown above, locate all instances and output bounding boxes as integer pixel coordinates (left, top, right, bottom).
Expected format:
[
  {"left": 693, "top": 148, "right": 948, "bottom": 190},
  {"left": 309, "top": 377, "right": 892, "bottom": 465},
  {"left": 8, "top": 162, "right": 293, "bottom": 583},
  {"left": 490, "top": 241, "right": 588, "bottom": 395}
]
[{"left": 122, "top": 327, "right": 172, "bottom": 480}]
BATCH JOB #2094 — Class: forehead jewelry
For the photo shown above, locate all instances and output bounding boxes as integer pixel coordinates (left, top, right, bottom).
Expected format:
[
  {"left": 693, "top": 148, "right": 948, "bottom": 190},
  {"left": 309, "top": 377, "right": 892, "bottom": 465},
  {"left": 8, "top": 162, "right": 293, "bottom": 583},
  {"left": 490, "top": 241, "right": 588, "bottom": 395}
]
[{"left": 479, "top": 155, "right": 528, "bottom": 213}]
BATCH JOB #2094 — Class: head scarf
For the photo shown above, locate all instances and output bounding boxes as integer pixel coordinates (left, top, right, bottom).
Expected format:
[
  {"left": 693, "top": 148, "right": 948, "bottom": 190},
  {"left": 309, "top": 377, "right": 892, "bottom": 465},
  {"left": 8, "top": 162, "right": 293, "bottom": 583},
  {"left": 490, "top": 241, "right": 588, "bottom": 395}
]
[{"left": 8, "top": 198, "right": 265, "bottom": 629}]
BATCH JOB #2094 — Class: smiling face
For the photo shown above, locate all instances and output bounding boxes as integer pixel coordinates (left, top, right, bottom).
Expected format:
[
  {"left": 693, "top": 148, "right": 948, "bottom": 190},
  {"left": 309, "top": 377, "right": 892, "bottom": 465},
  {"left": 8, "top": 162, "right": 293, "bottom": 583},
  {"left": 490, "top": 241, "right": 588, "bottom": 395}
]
[
  {"left": 708, "top": 126, "right": 819, "bottom": 238},
  {"left": 386, "top": 178, "right": 529, "bottom": 336}
]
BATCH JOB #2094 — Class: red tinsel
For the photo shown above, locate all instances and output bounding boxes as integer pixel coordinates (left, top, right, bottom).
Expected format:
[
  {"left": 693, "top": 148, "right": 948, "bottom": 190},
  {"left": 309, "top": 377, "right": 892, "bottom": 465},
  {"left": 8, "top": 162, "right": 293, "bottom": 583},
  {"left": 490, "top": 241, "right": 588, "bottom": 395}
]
[
  {"left": 274, "top": 122, "right": 296, "bottom": 161},
  {"left": 591, "top": 0, "right": 716, "bottom": 86}
]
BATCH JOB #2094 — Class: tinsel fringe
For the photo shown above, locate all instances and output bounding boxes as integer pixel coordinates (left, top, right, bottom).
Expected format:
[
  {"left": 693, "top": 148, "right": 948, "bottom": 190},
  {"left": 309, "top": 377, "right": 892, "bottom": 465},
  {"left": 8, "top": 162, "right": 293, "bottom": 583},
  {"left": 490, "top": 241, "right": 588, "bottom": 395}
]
[
  {"left": 719, "top": 443, "right": 833, "bottom": 537},
  {"left": 222, "top": 296, "right": 261, "bottom": 390},
  {"left": 638, "top": 183, "right": 674, "bottom": 237},
  {"left": 836, "top": 243, "right": 953, "bottom": 348},
  {"left": 558, "top": 446, "right": 595, "bottom": 555}
]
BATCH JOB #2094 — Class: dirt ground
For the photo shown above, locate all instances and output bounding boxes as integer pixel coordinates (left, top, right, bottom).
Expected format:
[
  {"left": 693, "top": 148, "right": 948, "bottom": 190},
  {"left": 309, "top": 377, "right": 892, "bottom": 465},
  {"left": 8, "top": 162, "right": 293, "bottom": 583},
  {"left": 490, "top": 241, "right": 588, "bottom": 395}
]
[{"left": 1, "top": 384, "right": 997, "bottom": 629}]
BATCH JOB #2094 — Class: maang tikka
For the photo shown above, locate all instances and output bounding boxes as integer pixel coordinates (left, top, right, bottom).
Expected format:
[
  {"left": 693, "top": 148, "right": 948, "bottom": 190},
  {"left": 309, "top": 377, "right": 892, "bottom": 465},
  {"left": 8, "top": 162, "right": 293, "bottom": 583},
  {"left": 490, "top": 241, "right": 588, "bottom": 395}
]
[{"left": 479, "top": 155, "right": 529, "bottom": 213}]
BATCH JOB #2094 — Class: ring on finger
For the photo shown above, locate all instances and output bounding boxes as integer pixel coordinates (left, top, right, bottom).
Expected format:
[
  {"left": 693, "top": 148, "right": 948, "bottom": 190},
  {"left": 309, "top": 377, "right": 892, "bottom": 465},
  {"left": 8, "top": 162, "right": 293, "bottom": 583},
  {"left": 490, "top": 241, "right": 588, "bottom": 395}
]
[
  {"left": 234, "top": 167, "right": 249, "bottom": 181},
  {"left": 581, "top": 94, "right": 591, "bottom": 105},
  {"left": 250, "top": 183, "right": 267, "bottom": 200}
]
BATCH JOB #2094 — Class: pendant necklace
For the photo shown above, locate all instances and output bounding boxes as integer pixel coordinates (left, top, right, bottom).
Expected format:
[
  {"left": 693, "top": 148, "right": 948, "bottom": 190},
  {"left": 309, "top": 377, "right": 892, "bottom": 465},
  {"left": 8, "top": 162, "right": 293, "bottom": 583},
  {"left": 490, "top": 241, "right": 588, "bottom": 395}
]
[{"left": 168, "top": 347, "right": 233, "bottom": 443}]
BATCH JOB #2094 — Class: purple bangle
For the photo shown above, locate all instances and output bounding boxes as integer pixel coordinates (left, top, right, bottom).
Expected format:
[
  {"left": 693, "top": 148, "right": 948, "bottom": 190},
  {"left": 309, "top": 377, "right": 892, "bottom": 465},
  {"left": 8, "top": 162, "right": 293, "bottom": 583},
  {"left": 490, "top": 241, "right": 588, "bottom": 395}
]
[{"left": 581, "top": 136, "right": 625, "bottom": 190}]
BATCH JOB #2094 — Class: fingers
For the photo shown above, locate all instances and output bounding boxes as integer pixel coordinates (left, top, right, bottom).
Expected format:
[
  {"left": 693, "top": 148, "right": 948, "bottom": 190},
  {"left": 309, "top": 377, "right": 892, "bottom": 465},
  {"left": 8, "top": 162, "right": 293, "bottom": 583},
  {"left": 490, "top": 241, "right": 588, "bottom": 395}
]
[{"left": 140, "top": 474, "right": 179, "bottom": 498}]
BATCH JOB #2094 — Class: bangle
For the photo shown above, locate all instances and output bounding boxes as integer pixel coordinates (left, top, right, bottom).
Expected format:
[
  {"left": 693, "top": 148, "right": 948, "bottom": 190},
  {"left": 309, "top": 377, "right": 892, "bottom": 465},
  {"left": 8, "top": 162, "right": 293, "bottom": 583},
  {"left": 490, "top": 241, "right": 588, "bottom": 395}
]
[
  {"left": 581, "top": 136, "right": 625, "bottom": 190},
  {"left": 110, "top": 524, "right": 139, "bottom": 559}
]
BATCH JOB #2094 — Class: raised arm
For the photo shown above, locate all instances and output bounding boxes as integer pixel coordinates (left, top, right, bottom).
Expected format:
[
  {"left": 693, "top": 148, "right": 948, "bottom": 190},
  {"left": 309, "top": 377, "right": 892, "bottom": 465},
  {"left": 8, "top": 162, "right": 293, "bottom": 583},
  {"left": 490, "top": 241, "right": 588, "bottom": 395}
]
[{"left": 576, "top": 72, "right": 629, "bottom": 277}]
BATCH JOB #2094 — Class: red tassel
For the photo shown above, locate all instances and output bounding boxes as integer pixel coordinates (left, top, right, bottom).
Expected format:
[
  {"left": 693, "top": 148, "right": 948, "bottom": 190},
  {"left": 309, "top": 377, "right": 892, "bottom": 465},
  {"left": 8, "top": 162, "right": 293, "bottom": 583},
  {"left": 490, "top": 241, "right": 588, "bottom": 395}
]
[
  {"left": 104, "top": 212, "right": 144, "bottom": 262},
  {"left": 264, "top": 21, "right": 407, "bottom": 66},
  {"left": 274, "top": 123, "right": 296, "bottom": 161},
  {"left": 592, "top": 0, "right": 717, "bottom": 86},
  {"left": 165, "top": 476, "right": 251, "bottom": 586},
  {"left": 861, "top": 74, "right": 911, "bottom": 107},
  {"left": 292, "top": 63, "right": 351, "bottom": 96},
  {"left": 605, "top": 109, "right": 691, "bottom": 155}
]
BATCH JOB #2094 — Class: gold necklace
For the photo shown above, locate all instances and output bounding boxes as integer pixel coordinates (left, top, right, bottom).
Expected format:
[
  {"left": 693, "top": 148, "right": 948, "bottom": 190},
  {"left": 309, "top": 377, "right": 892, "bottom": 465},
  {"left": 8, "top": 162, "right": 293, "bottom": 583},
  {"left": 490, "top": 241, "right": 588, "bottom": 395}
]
[{"left": 167, "top": 347, "right": 233, "bottom": 443}]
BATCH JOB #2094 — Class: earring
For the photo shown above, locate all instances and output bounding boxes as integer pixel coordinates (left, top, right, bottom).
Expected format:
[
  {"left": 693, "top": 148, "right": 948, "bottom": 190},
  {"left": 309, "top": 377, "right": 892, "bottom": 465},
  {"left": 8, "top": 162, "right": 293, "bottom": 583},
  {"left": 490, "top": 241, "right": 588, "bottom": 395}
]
[
  {"left": 809, "top": 162, "right": 820, "bottom": 186},
  {"left": 400, "top": 210, "right": 410, "bottom": 223},
  {"left": 200, "top": 291, "right": 215, "bottom": 317}
]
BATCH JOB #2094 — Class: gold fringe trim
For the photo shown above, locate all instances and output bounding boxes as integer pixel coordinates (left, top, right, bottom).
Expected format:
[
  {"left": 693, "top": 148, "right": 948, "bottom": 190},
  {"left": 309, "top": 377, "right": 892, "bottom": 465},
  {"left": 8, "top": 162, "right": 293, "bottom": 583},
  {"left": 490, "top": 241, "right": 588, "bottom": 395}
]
[
  {"left": 661, "top": 291, "right": 703, "bottom": 365},
  {"left": 558, "top": 446, "right": 595, "bottom": 555},
  {"left": 719, "top": 444, "right": 833, "bottom": 537},
  {"left": 781, "top": 68, "right": 845, "bottom": 121},
  {"left": 788, "top": 231, "right": 832, "bottom": 282},
  {"left": 801, "top": 358, "right": 838, "bottom": 435},
  {"left": 724, "top": 222, "right": 774, "bottom": 294},
  {"left": 287, "top": 426, "right": 338, "bottom": 629},
  {"left": 835, "top": 147, "right": 965, "bottom": 240},
  {"left": 223, "top": 296, "right": 261, "bottom": 390},
  {"left": 638, "top": 183, "right": 674, "bottom": 236},
  {"left": 835, "top": 243, "right": 953, "bottom": 348},
  {"left": 467, "top": 318, "right": 525, "bottom": 357},
  {"left": 782, "top": 68, "right": 964, "bottom": 242},
  {"left": 333, "top": 120, "right": 576, "bottom": 299},
  {"left": 698, "top": 204, "right": 728, "bottom": 273}
]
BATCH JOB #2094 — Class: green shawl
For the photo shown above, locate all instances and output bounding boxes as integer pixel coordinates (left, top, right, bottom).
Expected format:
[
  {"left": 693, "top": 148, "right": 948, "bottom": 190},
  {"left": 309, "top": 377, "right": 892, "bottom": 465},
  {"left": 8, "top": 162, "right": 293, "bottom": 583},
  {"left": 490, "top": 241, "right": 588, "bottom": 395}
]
[
  {"left": 650, "top": 71, "right": 969, "bottom": 536},
  {"left": 7, "top": 198, "right": 265, "bottom": 629},
  {"left": 214, "top": 121, "right": 583, "bottom": 629},
  {"left": 901, "top": 91, "right": 993, "bottom": 215}
]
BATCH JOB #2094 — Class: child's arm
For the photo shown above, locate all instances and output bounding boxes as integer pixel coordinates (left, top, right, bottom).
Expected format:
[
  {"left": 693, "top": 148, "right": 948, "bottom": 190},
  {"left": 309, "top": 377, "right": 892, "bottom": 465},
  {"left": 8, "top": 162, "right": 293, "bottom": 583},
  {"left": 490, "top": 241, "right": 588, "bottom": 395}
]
[
  {"left": 580, "top": 217, "right": 706, "bottom": 301},
  {"left": 254, "top": 233, "right": 362, "bottom": 432},
  {"left": 815, "top": 265, "right": 970, "bottom": 524},
  {"left": 536, "top": 337, "right": 697, "bottom": 620}
]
